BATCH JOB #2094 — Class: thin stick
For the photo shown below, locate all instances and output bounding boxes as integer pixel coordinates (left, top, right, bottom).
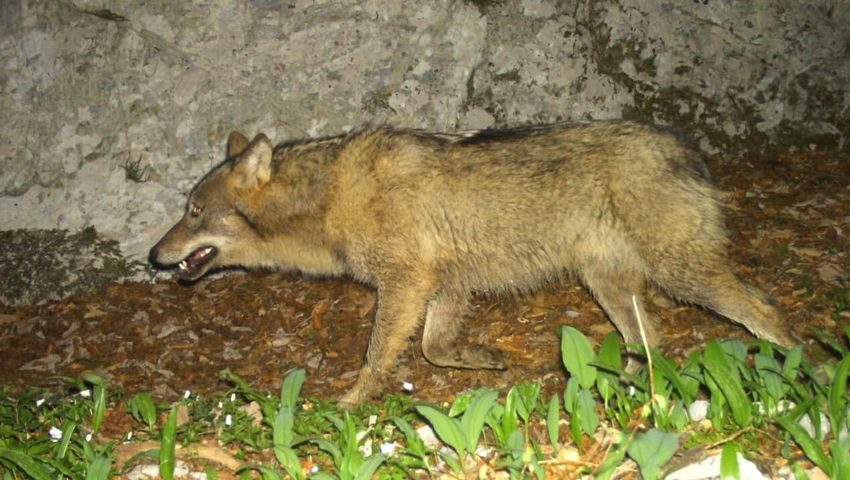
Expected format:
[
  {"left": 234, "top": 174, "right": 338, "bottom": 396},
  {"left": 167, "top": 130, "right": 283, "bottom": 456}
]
[{"left": 632, "top": 294, "right": 657, "bottom": 424}]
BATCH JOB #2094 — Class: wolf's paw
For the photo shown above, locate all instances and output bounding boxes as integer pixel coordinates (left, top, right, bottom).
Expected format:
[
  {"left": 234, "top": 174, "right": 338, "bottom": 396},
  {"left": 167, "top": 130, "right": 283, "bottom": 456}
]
[
  {"left": 461, "top": 345, "right": 508, "bottom": 370},
  {"left": 338, "top": 390, "right": 362, "bottom": 409}
]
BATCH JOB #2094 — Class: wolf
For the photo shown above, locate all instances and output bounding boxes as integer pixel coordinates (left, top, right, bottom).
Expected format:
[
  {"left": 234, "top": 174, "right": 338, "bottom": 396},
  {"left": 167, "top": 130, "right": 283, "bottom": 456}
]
[{"left": 150, "top": 121, "right": 796, "bottom": 406}]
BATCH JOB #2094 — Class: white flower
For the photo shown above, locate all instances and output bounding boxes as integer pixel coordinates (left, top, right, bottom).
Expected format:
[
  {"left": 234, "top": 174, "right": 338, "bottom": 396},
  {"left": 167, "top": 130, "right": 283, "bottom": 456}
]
[
  {"left": 49, "top": 426, "right": 63, "bottom": 442},
  {"left": 230, "top": 393, "right": 236, "bottom": 402},
  {"left": 402, "top": 382, "right": 414, "bottom": 392},
  {"left": 125, "top": 432, "right": 132, "bottom": 441},
  {"left": 36, "top": 399, "right": 45, "bottom": 407},
  {"left": 225, "top": 414, "right": 232, "bottom": 426},
  {"left": 380, "top": 442, "right": 396, "bottom": 456},
  {"left": 79, "top": 389, "right": 92, "bottom": 398},
  {"left": 85, "top": 433, "right": 93, "bottom": 442},
  {"left": 360, "top": 438, "right": 373, "bottom": 456},
  {"left": 184, "top": 390, "right": 191, "bottom": 399}
]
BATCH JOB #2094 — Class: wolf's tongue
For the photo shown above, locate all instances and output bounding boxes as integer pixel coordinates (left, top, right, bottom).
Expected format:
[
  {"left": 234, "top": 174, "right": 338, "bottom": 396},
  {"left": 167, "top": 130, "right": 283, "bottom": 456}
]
[{"left": 190, "top": 248, "right": 209, "bottom": 263}]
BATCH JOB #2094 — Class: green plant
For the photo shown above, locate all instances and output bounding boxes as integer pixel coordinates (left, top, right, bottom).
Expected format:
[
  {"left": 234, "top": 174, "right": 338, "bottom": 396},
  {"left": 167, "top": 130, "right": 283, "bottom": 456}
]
[
  {"left": 415, "top": 389, "right": 498, "bottom": 474},
  {"left": 702, "top": 340, "right": 751, "bottom": 428},
  {"left": 311, "top": 412, "right": 385, "bottom": 480},
  {"left": 120, "top": 155, "right": 152, "bottom": 183},
  {"left": 272, "top": 369, "right": 307, "bottom": 480},
  {"left": 720, "top": 441, "right": 740, "bottom": 480},
  {"left": 546, "top": 393, "right": 560, "bottom": 447},
  {"left": 560, "top": 326, "right": 601, "bottom": 446},
  {"left": 777, "top": 354, "right": 850, "bottom": 478},
  {"left": 159, "top": 405, "right": 178, "bottom": 480},
  {"left": 127, "top": 393, "right": 158, "bottom": 433},
  {"left": 390, "top": 416, "right": 430, "bottom": 471},
  {"left": 626, "top": 428, "right": 679, "bottom": 480}
]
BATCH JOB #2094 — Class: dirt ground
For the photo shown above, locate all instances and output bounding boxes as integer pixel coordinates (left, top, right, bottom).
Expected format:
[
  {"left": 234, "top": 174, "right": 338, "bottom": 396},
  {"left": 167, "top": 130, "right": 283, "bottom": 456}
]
[{"left": 1, "top": 151, "right": 848, "bottom": 406}]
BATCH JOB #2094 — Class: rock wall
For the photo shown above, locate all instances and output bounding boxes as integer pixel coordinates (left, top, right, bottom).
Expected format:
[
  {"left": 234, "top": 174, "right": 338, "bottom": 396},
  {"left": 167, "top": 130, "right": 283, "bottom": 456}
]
[{"left": 1, "top": 0, "right": 848, "bottom": 303}]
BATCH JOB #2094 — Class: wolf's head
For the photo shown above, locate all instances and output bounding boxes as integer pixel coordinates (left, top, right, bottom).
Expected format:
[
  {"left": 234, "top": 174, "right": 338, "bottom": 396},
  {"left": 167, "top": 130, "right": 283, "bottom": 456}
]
[{"left": 149, "top": 131, "right": 276, "bottom": 281}]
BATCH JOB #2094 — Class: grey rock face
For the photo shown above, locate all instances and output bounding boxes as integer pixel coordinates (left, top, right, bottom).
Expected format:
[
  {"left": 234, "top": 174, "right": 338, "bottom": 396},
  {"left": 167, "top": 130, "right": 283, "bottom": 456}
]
[{"left": 0, "top": 0, "right": 848, "bottom": 304}]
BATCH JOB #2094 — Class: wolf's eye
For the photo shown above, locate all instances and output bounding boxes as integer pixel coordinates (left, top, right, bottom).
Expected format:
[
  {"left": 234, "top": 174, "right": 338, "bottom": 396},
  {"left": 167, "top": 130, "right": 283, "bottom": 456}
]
[{"left": 190, "top": 204, "right": 203, "bottom": 217}]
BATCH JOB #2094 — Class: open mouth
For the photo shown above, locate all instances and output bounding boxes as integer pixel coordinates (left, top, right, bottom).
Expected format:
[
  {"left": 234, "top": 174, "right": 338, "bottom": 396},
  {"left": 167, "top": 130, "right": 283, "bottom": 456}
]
[{"left": 177, "top": 246, "right": 217, "bottom": 279}]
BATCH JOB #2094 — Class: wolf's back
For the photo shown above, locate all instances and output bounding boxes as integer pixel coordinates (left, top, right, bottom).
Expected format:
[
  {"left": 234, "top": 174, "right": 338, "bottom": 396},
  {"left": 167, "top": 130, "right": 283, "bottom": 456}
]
[{"left": 336, "top": 122, "right": 719, "bottom": 293}]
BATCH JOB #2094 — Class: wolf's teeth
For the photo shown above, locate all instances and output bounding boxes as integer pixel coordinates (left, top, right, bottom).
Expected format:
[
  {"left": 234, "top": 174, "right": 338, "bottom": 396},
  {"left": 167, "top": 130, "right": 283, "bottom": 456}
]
[
  {"left": 203, "top": 247, "right": 213, "bottom": 255},
  {"left": 179, "top": 260, "right": 188, "bottom": 271}
]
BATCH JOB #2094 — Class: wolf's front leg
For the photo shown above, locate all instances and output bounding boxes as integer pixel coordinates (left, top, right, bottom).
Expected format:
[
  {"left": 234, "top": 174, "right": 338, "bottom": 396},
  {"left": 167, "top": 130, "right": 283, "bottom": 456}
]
[{"left": 339, "top": 275, "right": 435, "bottom": 407}]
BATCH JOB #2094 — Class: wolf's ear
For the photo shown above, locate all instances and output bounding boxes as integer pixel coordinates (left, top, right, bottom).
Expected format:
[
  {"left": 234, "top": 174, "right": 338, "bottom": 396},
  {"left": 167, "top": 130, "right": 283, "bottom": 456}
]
[
  {"left": 227, "top": 131, "right": 250, "bottom": 158},
  {"left": 230, "top": 133, "right": 273, "bottom": 190}
]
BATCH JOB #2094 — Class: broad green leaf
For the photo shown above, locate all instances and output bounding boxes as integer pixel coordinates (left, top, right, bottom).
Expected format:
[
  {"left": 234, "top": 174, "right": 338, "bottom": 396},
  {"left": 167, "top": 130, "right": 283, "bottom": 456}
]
[
  {"left": 391, "top": 416, "right": 426, "bottom": 457},
  {"left": 205, "top": 465, "right": 219, "bottom": 480},
  {"left": 81, "top": 372, "right": 105, "bottom": 386},
  {"left": 515, "top": 383, "right": 541, "bottom": 423},
  {"left": 570, "top": 408, "right": 583, "bottom": 446},
  {"left": 91, "top": 383, "right": 106, "bottom": 433},
  {"left": 354, "top": 454, "right": 386, "bottom": 480},
  {"left": 561, "top": 326, "right": 597, "bottom": 389},
  {"left": 0, "top": 448, "right": 53, "bottom": 480},
  {"left": 502, "top": 388, "right": 519, "bottom": 443},
  {"left": 704, "top": 341, "right": 751, "bottom": 427},
  {"left": 755, "top": 353, "right": 785, "bottom": 401},
  {"left": 274, "top": 447, "right": 302, "bottom": 480},
  {"left": 576, "top": 388, "right": 599, "bottom": 435},
  {"left": 653, "top": 353, "right": 697, "bottom": 403},
  {"left": 596, "top": 333, "right": 622, "bottom": 401},
  {"left": 324, "top": 413, "right": 345, "bottom": 432},
  {"left": 273, "top": 432, "right": 302, "bottom": 480},
  {"left": 160, "top": 405, "right": 179, "bottom": 480},
  {"left": 809, "top": 326, "right": 848, "bottom": 355},
  {"left": 129, "top": 393, "right": 157, "bottom": 429},
  {"left": 563, "top": 377, "right": 579, "bottom": 414},
  {"left": 775, "top": 416, "right": 832, "bottom": 475},
  {"left": 55, "top": 422, "right": 76, "bottom": 460},
  {"left": 273, "top": 406, "right": 294, "bottom": 450},
  {"left": 448, "top": 391, "right": 473, "bottom": 417},
  {"left": 339, "top": 412, "right": 362, "bottom": 476},
  {"left": 720, "top": 442, "right": 740, "bottom": 480},
  {"left": 238, "top": 465, "right": 284, "bottom": 480},
  {"left": 720, "top": 340, "right": 747, "bottom": 363},
  {"left": 626, "top": 429, "right": 679, "bottom": 480},
  {"left": 85, "top": 456, "right": 112, "bottom": 480},
  {"left": 507, "top": 429, "right": 524, "bottom": 455},
  {"left": 312, "top": 438, "right": 343, "bottom": 467},
  {"left": 546, "top": 394, "right": 560, "bottom": 447},
  {"left": 783, "top": 345, "right": 803, "bottom": 377},
  {"left": 830, "top": 437, "right": 850, "bottom": 480},
  {"left": 828, "top": 356, "right": 850, "bottom": 436},
  {"left": 594, "top": 431, "right": 630, "bottom": 480},
  {"left": 460, "top": 389, "right": 499, "bottom": 455},
  {"left": 310, "top": 473, "right": 335, "bottom": 480},
  {"left": 416, "top": 405, "right": 467, "bottom": 458},
  {"left": 280, "top": 369, "right": 306, "bottom": 410}
]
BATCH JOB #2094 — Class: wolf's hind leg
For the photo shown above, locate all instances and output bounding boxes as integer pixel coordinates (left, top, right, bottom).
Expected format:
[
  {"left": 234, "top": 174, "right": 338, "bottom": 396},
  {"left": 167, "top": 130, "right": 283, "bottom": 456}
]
[{"left": 421, "top": 292, "right": 506, "bottom": 370}]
